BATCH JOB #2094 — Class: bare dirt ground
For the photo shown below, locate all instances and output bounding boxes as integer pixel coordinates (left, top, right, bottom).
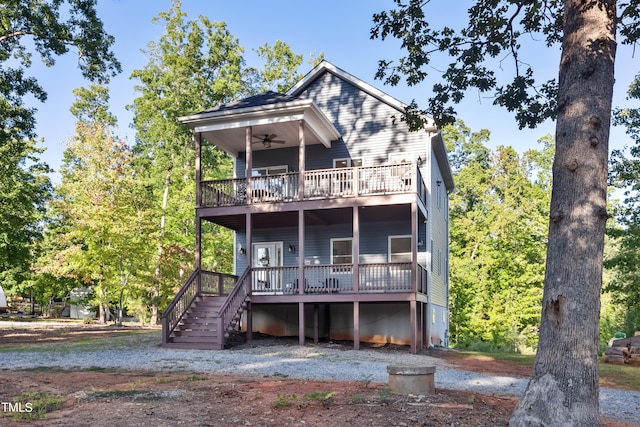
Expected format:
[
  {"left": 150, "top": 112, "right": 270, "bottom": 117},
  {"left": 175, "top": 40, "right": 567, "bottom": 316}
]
[{"left": 0, "top": 322, "right": 634, "bottom": 427}]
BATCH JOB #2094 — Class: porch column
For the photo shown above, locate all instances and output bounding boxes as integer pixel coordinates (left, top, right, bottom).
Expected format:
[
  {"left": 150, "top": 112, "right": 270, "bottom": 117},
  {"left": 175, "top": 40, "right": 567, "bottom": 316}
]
[
  {"left": 195, "top": 133, "right": 202, "bottom": 208},
  {"left": 410, "top": 300, "right": 417, "bottom": 354},
  {"left": 245, "top": 126, "right": 253, "bottom": 204},
  {"left": 195, "top": 216, "right": 202, "bottom": 293},
  {"left": 353, "top": 301, "right": 360, "bottom": 350},
  {"left": 353, "top": 206, "right": 359, "bottom": 293},
  {"left": 195, "top": 133, "right": 202, "bottom": 292},
  {"left": 298, "top": 209, "right": 305, "bottom": 295},
  {"left": 246, "top": 212, "right": 252, "bottom": 342},
  {"left": 298, "top": 120, "right": 305, "bottom": 199},
  {"left": 411, "top": 202, "right": 418, "bottom": 292},
  {"left": 299, "top": 302, "right": 305, "bottom": 346}
]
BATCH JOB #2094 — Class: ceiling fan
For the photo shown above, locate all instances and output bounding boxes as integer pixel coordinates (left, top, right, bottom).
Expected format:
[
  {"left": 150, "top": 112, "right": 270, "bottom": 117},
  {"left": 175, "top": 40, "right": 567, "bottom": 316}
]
[{"left": 253, "top": 134, "right": 285, "bottom": 148}]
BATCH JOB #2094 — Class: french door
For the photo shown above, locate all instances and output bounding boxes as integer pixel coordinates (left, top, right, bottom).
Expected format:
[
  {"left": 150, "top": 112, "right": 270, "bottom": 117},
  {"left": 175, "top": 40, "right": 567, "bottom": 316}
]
[{"left": 252, "top": 242, "right": 283, "bottom": 292}]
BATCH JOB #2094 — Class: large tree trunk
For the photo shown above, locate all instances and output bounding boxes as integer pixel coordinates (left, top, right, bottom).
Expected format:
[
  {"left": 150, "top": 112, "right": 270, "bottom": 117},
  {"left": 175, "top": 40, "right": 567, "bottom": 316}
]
[{"left": 510, "top": 1, "right": 616, "bottom": 426}]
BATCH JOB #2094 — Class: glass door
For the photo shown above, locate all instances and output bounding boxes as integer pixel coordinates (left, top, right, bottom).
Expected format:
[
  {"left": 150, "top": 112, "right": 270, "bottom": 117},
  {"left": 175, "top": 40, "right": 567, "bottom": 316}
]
[{"left": 252, "top": 242, "right": 283, "bottom": 293}]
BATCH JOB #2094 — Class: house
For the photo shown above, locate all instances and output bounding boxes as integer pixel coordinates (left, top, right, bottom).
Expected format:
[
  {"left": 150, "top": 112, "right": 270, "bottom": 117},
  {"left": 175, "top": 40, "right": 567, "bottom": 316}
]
[{"left": 162, "top": 61, "right": 454, "bottom": 353}]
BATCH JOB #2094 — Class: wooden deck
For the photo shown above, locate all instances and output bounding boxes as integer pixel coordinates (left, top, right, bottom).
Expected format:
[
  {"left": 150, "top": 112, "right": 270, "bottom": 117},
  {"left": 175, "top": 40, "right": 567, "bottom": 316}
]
[
  {"left": 200, "top": 163, "right": 428, "bottom": 208},
  {"left": 162, "top": 263, "right": 428, "bottom": 350}
]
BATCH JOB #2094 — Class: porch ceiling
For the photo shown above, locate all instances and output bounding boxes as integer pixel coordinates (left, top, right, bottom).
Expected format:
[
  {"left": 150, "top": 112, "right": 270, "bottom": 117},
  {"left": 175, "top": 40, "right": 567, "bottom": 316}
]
[
  {"left": 203, "top": 204, "right": 412, "bottom": 231},
  {"left": 178, "top": 99, "right": 341, "bottom": 157}
]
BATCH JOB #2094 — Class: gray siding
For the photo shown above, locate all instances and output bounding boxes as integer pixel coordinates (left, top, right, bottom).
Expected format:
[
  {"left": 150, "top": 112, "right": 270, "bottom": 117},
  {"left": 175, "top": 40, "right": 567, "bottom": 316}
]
[
  {"left": 236, "top": 220, "right": 412, "bottom": 270},
  {"left": 430, "top": 146, "right": 447, "bottom": 307}
]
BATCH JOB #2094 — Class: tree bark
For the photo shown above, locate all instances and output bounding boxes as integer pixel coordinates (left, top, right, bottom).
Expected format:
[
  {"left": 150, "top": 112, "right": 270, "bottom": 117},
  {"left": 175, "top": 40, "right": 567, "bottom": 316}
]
[{"left": 510, "top": 1, "right": 616, "bottom": 426}]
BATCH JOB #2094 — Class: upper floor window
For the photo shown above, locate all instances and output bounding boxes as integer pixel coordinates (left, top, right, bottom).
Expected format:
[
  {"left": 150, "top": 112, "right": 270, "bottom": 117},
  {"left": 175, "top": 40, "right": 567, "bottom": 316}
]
[
  {"left": 333, "top": 158, "right": 363, "bottom": 168},
  {"left": 389, "top": 235, "right": 412, "bottom": 263},
  {"left": 389, "top": 153, "right": 413, "bottom": 164},
  {"left": 252, "top": 165, "right": 289, "bottom": 176}
]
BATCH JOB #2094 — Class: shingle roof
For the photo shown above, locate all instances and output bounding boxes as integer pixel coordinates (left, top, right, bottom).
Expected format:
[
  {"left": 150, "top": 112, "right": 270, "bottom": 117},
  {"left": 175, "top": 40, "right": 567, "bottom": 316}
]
[{"left": 198, "top": 91, "right": 299, "bottom": 114}]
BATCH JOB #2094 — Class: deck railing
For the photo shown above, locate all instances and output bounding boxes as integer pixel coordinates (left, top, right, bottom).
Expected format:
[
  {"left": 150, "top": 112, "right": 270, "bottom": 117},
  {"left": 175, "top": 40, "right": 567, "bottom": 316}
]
[
  {"left": 201, "top": 270, "right": 238, "bottom": 295},
  {"left": 200, "top": 163, "right": 423, "bottom": 207},
  {"left": 162, "top": 269, "right": 200, "bottom": 345},
  {"left": 216, "top": 267, "right": 252, "bottom": 349},
  {"left": 162, "top": 269, "right": 239, "bottom": 345},
  {"left": 246, "top": 263, "right": 417, "bottom": 295}
]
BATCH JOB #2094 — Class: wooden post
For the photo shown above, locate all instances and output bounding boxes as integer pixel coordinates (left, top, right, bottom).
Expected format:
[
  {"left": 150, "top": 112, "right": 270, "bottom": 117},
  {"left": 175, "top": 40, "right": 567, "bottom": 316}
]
[
  {"left": 313, "top": 303, "right": 319, "bottom": 344},
  {"left": 298, "top": 209, "right": 305, "bottom": 295},
  {"left": 245, "top": 126, "right": 252, "bottom": 204},
  {"left": 195, "top": 133, "right": 202, "bottom": 207},
  {"left": 246, "top": 301, "right": 252, "bottom": 343},
  {"left": 195, "top": 216, "right": 202, "bottom": 294},
  {"left": 195, "top": 132, "right": 202, "bottom": 295},
  {"left": 246, "top": 212, "right": 252, "bottom": 295},
  {"left": 410, "top": 300, "right": 417, "bottom": 354},
  {"left": 353, "top": 206, "right": 359, "bottom": 293},
  {"left": 299, "top": 302, "right": 305, "bottom": 346},
  {"left": 411, "top": 202, "right": 417, "bottom": 293},
  {"left": 353, "top": 301, "right": 360, "bottom": 350},
  {"left": 298, "top": 120, "right": 305, "bottom": 199}
]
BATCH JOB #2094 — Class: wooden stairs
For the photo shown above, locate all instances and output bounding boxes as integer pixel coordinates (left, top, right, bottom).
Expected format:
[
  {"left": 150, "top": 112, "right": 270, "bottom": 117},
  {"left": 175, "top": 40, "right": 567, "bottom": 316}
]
[
  {"left": 164, "top": 296, "right": 226, "bottom": 350},
  {"left": 162, "top": 268, "right": 250, "bottom": 350}
]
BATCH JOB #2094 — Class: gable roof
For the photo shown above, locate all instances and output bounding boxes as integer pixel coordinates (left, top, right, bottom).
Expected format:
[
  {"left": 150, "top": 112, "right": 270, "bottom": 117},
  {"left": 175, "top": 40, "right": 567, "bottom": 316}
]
[
  {"left": 288, "top": 61, "right": 437, "bottom": 130},
  {"left": 196, "top": 91, "right": 298, "bottom": 114},
  {"left": 289, "top": 61, "right": 452, "bottom": 191}
]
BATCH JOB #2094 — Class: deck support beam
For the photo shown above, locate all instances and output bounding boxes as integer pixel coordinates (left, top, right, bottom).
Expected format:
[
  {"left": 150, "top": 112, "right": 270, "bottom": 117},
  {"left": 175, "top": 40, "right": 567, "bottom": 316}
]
[
  {"left": 353, "top": 301, "right": 360, "bottom": 350},
  {"left": 299, "top": 302, "right": 305, "bottom": 346},
  {"left": 313, "top": 303, "right": 319, "bottom": 343},
  {"left": 410, "top": 300, "right": 417, "bottom": 354},
  {"left": 246, "top": 301, "right": 252, "bottom": 343}
]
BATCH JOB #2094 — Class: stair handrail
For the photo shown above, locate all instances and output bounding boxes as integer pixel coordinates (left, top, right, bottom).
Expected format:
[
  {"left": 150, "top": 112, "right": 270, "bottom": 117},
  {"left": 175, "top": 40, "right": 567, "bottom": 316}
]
[
  {"left": 216, "top": 266, "right": 252, "bottom": 347},
  {"left": 162, "top": 268, "right": 200, "bottom": 345}
]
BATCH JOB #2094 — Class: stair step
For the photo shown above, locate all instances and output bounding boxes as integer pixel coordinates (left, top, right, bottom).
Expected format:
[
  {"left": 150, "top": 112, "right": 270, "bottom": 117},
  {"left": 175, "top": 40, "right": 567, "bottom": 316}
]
[
  {"left": 163, "top": 341, "right": 221, "bottom": 350},
  {"left": 173, "top": 330, "right": 218, "bottom": 338},
  {"left": 171, "top": 335, "right": 220, "bottom": 344}
]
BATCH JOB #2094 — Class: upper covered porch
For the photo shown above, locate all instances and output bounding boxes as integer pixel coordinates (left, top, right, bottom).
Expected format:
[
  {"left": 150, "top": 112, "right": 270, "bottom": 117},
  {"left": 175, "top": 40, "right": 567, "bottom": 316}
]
[{"left": 178, "top": 91, "right": 342, "bottom": 188}]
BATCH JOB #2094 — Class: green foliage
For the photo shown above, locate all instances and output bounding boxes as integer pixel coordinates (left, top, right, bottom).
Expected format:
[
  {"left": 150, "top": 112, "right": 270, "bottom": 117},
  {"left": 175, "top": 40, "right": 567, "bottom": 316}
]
[
  {"left": 445, "top": 120, "right": 551, "bottom": 352},
  {"left": 608, "top": 72, "right": 640, "bottom": 322},
  {"left": 303, "top": 390, "right": 335, "bottom": 407},
  {"left": 273, "top": 393, "right": 297, "bottom": 408},
  {"left": 370, "top": 1, "right": 640, "bottom": 129},
  {"left": 11, "top": 391, "right": 64, "bottom": 420},
  {"left": 0, "top": 0, "right": 120, "bottom": 301},
  {"left": 40, "top": 84, "right": 152, "bottom": 323},
  {"left": 128, "top": 0, "right": 322, "bottom": 322},
  {"left": 0, "top": 0, "right": 120, "bottom": 146},
  {"left": 0, "top": 138, "right": 51, "bottom": 294}
]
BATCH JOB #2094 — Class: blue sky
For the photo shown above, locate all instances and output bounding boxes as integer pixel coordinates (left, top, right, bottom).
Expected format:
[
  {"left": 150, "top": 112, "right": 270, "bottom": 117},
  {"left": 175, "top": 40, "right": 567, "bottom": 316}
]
[{"left": 28, "top": 0, "right": 639, "bottom": 179}]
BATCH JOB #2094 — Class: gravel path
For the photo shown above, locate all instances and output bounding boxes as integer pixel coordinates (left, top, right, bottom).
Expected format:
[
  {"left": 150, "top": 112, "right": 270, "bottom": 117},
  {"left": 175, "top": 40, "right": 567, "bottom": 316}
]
[{"left": 1, "top": 331, "right": 639, "bottom": 425}]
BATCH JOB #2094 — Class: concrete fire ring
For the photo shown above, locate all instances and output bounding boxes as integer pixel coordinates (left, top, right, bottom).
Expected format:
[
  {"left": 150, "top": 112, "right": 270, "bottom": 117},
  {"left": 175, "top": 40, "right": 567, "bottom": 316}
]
[{"left": 387, "top": 365, "right": 436, "bottom": 395}]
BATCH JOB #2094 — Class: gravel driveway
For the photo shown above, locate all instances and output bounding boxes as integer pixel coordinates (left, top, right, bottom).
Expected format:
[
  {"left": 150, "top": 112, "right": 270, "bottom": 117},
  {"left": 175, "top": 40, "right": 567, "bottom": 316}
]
[{"left": 1, "top": 330, "right": 639, "bottom": 425}]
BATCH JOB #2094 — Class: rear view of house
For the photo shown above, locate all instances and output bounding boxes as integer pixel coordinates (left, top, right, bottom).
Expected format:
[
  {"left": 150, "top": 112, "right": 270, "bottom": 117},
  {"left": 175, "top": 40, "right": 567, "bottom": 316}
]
[{"left": 163, "top": 61, "right": 454, "bottom": 353}]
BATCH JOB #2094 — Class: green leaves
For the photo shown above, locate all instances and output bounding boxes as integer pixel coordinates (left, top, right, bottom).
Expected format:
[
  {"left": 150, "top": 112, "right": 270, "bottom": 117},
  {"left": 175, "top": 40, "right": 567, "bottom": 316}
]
[
  {"left": 445, "top": 121, "right": 551, "bottom": 351},
  {"left": 371, "top": 0, "right": 562, "bottom": 127}
]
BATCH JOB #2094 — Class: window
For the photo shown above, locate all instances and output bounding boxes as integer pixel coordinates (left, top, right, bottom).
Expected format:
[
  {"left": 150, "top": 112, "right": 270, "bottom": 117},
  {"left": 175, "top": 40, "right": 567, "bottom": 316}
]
[
  {"left": 331, "top": 238, "right": 352, "bottom": 273},
  {"left": 389, "top": 153, "right": 413, "bottom": 164},
  {"left": 389, "top": 235, "right": 412, "bottom": 263},
  {"left": 252, "top": 165, "right": 288, "bottom": 176},
  {"left": 333, "top": 158, "right": 363, "bottom": 168}
]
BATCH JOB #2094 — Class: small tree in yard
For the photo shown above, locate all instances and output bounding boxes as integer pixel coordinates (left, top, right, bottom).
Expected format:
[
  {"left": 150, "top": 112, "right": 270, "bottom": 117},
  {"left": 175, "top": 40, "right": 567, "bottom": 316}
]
[{"left": 371, "top": 1, "right": 640, "bottom": 425}]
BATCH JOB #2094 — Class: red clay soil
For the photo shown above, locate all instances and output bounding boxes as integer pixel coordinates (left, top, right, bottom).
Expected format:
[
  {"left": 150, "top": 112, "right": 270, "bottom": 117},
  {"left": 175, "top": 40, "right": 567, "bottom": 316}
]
[{"left": 0, "top": 324, "right": 634, "bottom": 427}]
